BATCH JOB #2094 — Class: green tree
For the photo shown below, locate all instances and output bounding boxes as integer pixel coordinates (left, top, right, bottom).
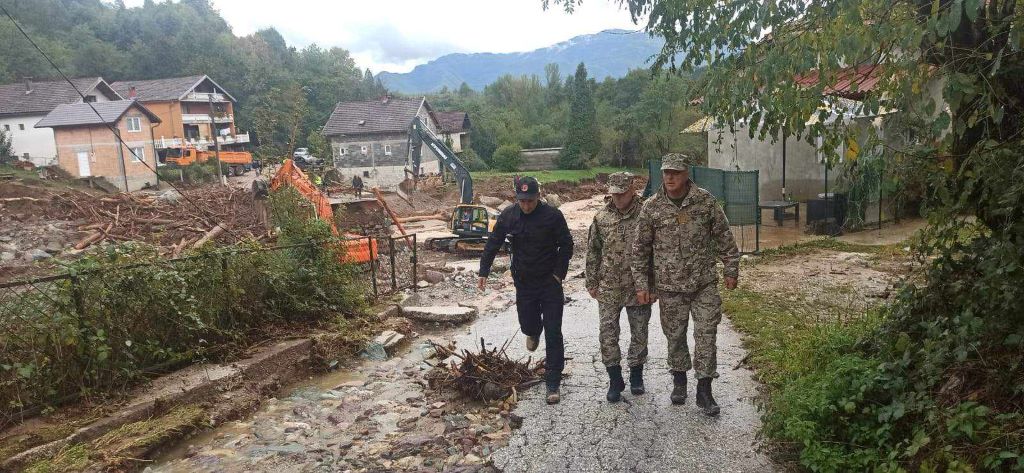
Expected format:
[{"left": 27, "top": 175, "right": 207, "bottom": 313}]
[
  {"left": 560, "top": 63, "right": 599, "bottom": 169},
  {"left": 491, "top": 144, "right": 522, "bottom": 172},
  {"left": 0, "top": 129, "right": 13, "bottom": 164}
]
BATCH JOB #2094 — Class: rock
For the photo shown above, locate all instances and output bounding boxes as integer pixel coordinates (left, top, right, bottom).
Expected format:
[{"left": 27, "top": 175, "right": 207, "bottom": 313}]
[
  {"left": 375, "top": 304, "right": 401, "bottom": 320},
  {"left": 25, "top": 249, "right": 51, "bottom": 261},
  {"left": 481, "top": 382, "right": 509, "bottom": 401},
  {"left": 422, "top": 269, "right": 445, "bottom": 284},
  {"left": 44, "top": 241, "right": 63, "bottom": 253},
  {"left": 480, "top": 195, "right": 504, "bottom": 207},
  {"left": 544, "top": 194, "right": 562, "bottom": 208},
  {"left": 497, "top": 201, "right": 513, "bottom": 211},
  {"left": 401, "top": 306, "right": 477, "bottom": 323},
  {"left": 0, "top": 235, "right": 11, "bottom": 242},
  {"left": 0, "top": 251, "right": 14, "bottom": 262},
  {"left": 444, "top": 414, "right": 471, "bottom": 433},
  {"left": 417, "top": 280, "right": 432, "bottom": 288},
  {"left": 282, "top": 421, "right": 310, "bottom": 433},
  {"left": 508, "top": 413, "right": 524, "bottom": 429},
  {"left": 157, "top": 189, "right": 182, "bottom": 203}
]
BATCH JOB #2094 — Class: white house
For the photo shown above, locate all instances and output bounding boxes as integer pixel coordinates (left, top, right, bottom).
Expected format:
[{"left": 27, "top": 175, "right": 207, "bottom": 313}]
[{"left": 0, "top": 77, "right": 122, "bottom": 167}]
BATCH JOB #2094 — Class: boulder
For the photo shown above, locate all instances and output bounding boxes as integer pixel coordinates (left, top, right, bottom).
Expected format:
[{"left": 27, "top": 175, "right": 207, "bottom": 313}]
[
  {"left": 156, "top": 189, "right": 182, "bottom": 204},
  {"left": 25, "top": 249, "right": 51, "bottom": 261},
  {"left": 497, "top": 201, "right": 513, "bottom": 212},
  {"left": 480, "top": 195, "right": 504, "bottom": 207},
  {"left": 422, "top": 269, "right": 445, "bottom": 284},
  {"left": 0, "top": 251, "right": 14, "bottom": 262},
  {"left": 401, "top": 306, "right": 477, "bottom": 323},
  {"left": 543, "top": 193, "right": 562, "bottom": 208}
]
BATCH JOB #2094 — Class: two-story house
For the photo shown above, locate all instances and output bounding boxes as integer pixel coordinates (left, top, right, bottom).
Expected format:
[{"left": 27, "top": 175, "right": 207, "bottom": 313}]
[
  {"left": 0, "top": 77, "right": 122, "bottom": 166},
  {"left": 109, "top": 75, "right": 248, "bottom": 161},
  {"left": 323, "top": 96, "right": 442, "bottom": 190},
  {"left": 36, "top": 100, "right": 161, "bottom": 192}
]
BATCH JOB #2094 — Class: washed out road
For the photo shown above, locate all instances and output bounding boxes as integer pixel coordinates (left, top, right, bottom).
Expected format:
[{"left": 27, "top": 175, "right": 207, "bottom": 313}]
[{"left": 462, "top": 290, "right": 776, "bottom": 472}]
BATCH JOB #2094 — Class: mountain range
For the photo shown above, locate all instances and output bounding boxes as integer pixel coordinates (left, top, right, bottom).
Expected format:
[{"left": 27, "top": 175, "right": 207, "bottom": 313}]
[{"left": 377, "top": 29, "right": 664, "bottom": 94}]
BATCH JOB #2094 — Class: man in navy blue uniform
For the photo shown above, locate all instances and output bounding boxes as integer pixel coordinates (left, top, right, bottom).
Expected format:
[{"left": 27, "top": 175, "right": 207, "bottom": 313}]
[{"left": 479, "top": 176, "right": 574, "bottom": 404}]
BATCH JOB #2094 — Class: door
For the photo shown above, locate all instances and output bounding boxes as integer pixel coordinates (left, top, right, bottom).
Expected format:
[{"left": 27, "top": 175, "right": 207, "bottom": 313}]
[{"left": 76, "top": 151, "right": 91, "bottom": 176}]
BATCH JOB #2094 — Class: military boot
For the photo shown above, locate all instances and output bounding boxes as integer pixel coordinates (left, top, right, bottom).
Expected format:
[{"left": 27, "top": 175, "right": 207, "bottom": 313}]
[
  {"left": 545, "top": 369, "right": 561, "bottom": 405},
  {"left": 695, "top": 378, "right": 720, "bottom": 416},
  {"left": 670, "top": 371, "right": 687, "bottom": 405},
  {"left": 629, "top": 365, "right": 645, "bottom": 395},
  {"left": 606, "top": 366, "right": 625, "bottom": 403}
]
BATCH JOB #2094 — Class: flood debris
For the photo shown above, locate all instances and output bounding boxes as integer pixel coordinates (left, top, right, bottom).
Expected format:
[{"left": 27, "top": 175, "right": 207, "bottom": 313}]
[{"left": 426, "top": 338, "right": 545, "bottom": 403}]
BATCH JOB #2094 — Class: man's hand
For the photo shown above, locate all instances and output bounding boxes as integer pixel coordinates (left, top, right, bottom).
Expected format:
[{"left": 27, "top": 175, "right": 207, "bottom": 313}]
[
  {"left": 588, "top": 287, "right": 598, "bottom": 298},
  {"left": 478, "top": 277, "right": 487, "bottom": 292},
  {"left": 636, "top": 290, "right": 651, "bottom": 305},
  {"left": 725, "top": 276, "right": 738, "bottom": 290}
]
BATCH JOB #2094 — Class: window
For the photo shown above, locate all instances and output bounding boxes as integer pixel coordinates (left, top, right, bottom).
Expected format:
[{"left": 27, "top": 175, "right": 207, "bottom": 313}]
[
  {"left": 83, "top": 95, "right": 97, "bottom": 103},
  {"left": 130, "top": 146, "right": 145, "bottom": 163},
  {"left": 384, "top": 144, "right": 392, "bottom": 156},
  {"left": 339, "top": 147, "right": 347, "bottom": 155},
  {"left": 126, "top": 117, "right": 142, "bottom": 132},
  {"left": 2, "top": 125, "right": 8, "bottom": 131},
  {"left": 360, "top": 145, "right": 368, "bottom": 155},
  {"left": 362, "top": 171, "right": 370, "bottom": 178},
  {"left": 23, "top": 153, "right": 29, "bottom": 159},
  {"left": 18, "top": 124, "right": 25, "bottom": 130}
]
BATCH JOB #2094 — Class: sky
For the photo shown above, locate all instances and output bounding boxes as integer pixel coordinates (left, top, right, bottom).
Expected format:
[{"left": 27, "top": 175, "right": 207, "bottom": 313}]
[{"left": 122, "top": 0, "right": 642, "bottom": 74}]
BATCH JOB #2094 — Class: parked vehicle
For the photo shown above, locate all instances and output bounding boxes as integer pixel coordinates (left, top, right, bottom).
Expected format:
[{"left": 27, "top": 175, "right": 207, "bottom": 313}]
[{"left": 162, "top": 146, "right": 253, "bottom": 176}]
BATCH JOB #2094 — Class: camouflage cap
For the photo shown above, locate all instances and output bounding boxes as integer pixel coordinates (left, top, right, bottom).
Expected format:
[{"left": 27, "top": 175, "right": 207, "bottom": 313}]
[
  {"left": 607, "top": 172, "right": 635, "bottom": 194},
  {"left": 661, "top": 153, "right": 692, "bottom": 171}
]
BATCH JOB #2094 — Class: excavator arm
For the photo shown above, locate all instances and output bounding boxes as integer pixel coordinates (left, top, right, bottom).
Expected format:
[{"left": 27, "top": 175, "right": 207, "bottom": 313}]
[
  {"left": 270, "top": 159, "right": 339, "bottom": 235},
  {"left": 409, "top": 117, "right": 474, "bottom": 205}
]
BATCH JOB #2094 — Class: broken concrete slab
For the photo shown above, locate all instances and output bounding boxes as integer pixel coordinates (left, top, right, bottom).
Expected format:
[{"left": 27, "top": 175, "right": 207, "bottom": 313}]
[{"left": 401, "top": 306, "right": 477, "bottom": 324}]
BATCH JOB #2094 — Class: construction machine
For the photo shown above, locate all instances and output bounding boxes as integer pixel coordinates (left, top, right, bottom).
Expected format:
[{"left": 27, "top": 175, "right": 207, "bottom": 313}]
[
  {"left": 163, "top": 146, "right": 254, "bottom": 176},
  {"left": 264, "top": 159, "right": 377, "bottom": 263},
  {"left": 409, "top": 117, "right": 499, "bottom": 253}
]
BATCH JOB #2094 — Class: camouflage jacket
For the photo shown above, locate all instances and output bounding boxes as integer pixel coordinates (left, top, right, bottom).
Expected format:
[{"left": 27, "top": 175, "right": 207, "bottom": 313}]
[
  {"left": 586, "top": 195, "right": 648, "bottom": 306},
  {"left": 631, "top": 184, "right": 740, "bottom": 294}
]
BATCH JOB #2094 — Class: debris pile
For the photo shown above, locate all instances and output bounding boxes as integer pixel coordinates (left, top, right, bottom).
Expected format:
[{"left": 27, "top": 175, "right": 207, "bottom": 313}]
[
  {"left": 55, "top": 186, "right": 270, "bottom": 255},
  {"left": 426, "top": 338, "right": 545, "bottom": 403}
]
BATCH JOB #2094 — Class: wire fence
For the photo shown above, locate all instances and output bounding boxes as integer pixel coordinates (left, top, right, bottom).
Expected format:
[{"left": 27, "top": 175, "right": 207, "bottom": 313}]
[{"left": 0, "top": 235, "right": 417, "bottom": 427}]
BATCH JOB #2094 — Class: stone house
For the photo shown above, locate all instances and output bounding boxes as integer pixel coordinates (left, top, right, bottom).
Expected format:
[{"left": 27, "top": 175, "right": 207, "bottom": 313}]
[
  {"left": 36, "top": 100, "right": 161, "bottom": 192},
  {"left": 323, "top": 96, "right": 442, "bottom": 190},
  {"left": 0, "top": 77, "right": 122, "bottom": 167}
]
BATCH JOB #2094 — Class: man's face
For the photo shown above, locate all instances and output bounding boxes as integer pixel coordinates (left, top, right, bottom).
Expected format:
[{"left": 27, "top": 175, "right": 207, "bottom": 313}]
[
  {"left": 518, "top": 197, "right": 539, "bottom": 214},
  {"left": 610, "top": 188, "right": 634, "bottom": 210},
  {"left": 662, "top": 169, "right": 688, "bottom": 194}
]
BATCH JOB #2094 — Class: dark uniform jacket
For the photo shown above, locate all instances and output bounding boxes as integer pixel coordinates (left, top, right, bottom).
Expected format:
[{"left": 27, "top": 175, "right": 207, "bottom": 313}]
[{"left": 479, "top": 202, "right": 573, "bottom": 286}]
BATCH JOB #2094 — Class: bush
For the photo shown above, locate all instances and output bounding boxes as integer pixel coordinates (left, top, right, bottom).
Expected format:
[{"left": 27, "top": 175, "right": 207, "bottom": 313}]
[
  {"left": 0, "top": 187, "right": 366, "bottom": 420},
  {"left": 491, "top": 144, "right": 522, "bottom": 172},
  {"left": 458, "top": 148, "right": 489, "bottom": 171},
  {"left": 156, "top": 162, "right": 221, "bottom": 185}
]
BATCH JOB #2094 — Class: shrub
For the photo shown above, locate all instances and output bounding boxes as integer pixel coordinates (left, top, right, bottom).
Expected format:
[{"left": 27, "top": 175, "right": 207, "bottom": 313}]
[
  {"left": 458, "top": 148, "right": 489, "bottom": 171},
  {"left": 491, "top": 144, "right": 522, "bottom": 172}
]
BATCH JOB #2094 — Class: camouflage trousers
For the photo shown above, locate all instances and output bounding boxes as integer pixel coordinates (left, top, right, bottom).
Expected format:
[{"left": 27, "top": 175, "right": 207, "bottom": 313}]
[
  {"left": 659, "top": 283, "right": 722, "bottom": 379},
  {"left": 598, "top": 303, "right": 652, "bottom": 368}
]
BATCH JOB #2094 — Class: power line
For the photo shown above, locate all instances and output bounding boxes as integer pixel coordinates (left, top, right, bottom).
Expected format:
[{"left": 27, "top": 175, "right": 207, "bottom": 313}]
[{"left": 0, "top": 3, "right": 248, "bottom": 243}]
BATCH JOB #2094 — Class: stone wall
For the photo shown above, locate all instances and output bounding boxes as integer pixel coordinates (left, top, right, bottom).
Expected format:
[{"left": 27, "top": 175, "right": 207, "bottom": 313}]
[
  {"left": 519, "top": 147, "right": 561, "bottom": 171},
  {"left": 329, "top": 132, "right": 439, "bottom": 190}
]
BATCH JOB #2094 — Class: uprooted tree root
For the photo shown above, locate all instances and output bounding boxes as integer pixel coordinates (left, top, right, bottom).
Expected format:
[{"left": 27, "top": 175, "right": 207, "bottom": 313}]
[{"left": 426, "top": 338, "right": 545, "bottom": 405}]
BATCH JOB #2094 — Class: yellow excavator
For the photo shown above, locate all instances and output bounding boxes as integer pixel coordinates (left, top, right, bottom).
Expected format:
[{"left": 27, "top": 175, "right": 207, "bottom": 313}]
[{"left": 408, "top": 117, "right": 498, "bottom": 253}]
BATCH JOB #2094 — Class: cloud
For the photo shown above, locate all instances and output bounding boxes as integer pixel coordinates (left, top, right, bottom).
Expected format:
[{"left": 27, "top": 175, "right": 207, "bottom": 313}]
[{"left": 345, "top": 22, "right": 466, "bottom": 65}]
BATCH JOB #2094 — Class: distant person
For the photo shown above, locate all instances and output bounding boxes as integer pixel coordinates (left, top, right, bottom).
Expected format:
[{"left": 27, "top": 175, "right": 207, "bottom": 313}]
[
  {"left": 586, "top": 172, "right": 652, "bottom": 403},
  {"left": 479, "top": 176, "right": 573, "bottom": 405},
  {"left": 352, "top": 174, "right": 364, "bottom": 198},
  {"left": 631, "top": 153, "right": 740, "bottom": 416}
]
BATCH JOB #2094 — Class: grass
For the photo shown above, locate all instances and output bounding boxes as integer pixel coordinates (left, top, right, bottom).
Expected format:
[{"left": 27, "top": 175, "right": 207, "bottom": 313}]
[
  {"left": 753, "top": 237, "right": 910, "bottom": 263},
  {"left": 24, "top": 404, "right": 206, "bottom": 472},
  {"left": 473, "top": 166, "right": 647, "bottom": 183}
]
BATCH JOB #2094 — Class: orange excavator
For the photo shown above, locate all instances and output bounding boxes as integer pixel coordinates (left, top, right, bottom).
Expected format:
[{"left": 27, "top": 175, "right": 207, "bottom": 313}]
[{"left": 266, "top": 159, "right": 377, "bottom": 263}]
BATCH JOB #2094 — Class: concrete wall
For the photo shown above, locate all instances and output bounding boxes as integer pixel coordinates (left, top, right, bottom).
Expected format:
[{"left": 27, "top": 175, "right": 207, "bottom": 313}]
[
  {"left": 707, "top": 127, "right": 826, "bottom": 201},
  {"left": 53, "top": 114, "right": 159, "bottom": 192},
  {"left": 519, "top": 147, "right": 561, "bottom": 171},
  {"left": 441, "top": 131, "right": 468, "bottom": 152}
]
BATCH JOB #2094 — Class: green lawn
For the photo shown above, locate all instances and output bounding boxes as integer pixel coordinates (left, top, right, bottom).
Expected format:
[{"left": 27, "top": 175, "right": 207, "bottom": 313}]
[{"left": 473, "top": 166, "right": 647, "bottom": 183}]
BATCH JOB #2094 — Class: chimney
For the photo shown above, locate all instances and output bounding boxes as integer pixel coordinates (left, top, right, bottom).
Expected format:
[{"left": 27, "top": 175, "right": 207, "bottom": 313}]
[
  {"left": 128, "top": 86, "right": 137, "bottom": 99},
  {"left": 23, "top": 77, "right": 33, "bottom": 93}
]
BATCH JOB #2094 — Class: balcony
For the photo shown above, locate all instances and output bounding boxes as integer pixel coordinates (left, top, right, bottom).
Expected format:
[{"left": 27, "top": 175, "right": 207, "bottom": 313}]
[
  {"left": 153, "top": 133, "right": 249, "bottom": 149},
  {"left": 181, "top": 113, "right": 234, "bottom": 124},
  {"left": 183, "top": 92, "right": 227, "bottom": 102}
]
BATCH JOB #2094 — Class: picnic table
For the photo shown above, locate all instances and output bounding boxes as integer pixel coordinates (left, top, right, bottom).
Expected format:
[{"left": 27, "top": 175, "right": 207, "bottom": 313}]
[{"left": 759, "top": 200, "right": 800, "bottom": 227}]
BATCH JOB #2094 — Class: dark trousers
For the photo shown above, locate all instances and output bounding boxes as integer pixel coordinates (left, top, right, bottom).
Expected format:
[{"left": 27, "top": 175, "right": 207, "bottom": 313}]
[{"left": 515, "top": 277, "right": 565, "bottom": 373}]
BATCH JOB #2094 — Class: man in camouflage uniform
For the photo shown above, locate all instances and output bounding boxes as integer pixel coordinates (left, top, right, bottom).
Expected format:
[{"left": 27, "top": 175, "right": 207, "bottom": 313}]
[
  {"left": 586, "top": 172, "right": 653, "bottom": 403},
  {"left": 631, "top": 153, "right": 740, "bottom": 416}
]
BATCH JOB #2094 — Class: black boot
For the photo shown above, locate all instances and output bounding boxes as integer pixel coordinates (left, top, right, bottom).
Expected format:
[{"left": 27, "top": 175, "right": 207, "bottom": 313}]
[
  {"left": 670, "top": 371, "right": 687, "bottom": 405},
  {"left": 545, "top": 369, "right": 562, "bottom": 405},
  {"left": 695, "top": 378, "right": 720, "bottom": 416},
  {"left": 606, "top": 366, "right": 625, "bottom": 403},
  {"left": 629, "top": 365, "right": 645, "bottom": 395}
]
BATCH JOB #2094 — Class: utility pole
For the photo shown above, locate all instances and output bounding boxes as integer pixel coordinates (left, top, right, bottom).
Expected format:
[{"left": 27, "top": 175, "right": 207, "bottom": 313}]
[
  {"left": 114, "top": 128, "right": 129, "bottom": 192},
  {"left": 207, "top": 94, "right": 225, "bottom": 185}
]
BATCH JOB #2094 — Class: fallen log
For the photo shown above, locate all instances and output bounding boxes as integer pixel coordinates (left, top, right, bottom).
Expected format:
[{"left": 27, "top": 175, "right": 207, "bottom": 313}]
[
  {"left": 73, "top": 231, "right": 104, "bottom": 250},
  {"left": 192, "top": 224, "right": 226, "bottom": 248},
  {"left": 395, "top": 214, "right": 444, "bottom": 224}
]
